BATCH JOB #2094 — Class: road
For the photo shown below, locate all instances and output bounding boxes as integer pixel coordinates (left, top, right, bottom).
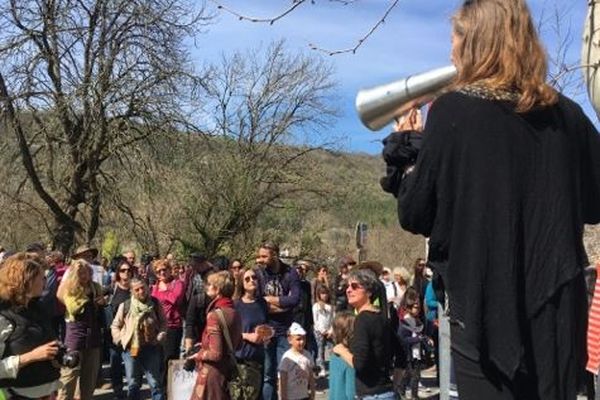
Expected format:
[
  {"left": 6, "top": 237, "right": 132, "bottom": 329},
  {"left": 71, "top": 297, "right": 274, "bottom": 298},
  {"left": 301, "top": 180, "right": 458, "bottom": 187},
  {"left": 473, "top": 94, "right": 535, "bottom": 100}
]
[
  {"left": 93, "top": 365, "right": 441, "bottom": 399},
  {"left": 93, "top": 364, "right": 592, "bottom": 399}
]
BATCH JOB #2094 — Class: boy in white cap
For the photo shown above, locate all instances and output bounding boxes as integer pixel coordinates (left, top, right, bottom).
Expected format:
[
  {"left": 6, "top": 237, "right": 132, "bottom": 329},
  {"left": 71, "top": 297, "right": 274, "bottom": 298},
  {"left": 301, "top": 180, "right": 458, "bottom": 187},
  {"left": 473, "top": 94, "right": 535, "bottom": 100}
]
[{"left": 278, "top": 322, "right": 315, "bottom": 400}]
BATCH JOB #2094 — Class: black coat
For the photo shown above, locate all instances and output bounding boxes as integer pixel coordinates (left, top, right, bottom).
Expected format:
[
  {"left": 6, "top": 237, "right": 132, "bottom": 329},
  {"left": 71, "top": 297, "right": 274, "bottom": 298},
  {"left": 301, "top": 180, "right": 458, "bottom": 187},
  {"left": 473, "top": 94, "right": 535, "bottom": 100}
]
[{"left": 382, "top": 91, "right": 600, "bottom": 378}]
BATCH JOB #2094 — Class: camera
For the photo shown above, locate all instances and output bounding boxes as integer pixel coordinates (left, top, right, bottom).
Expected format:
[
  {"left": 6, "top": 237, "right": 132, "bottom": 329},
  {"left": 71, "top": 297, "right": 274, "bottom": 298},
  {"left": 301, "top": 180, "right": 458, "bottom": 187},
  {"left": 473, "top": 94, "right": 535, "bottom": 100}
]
[
  {"left": 183, "top": 345, "right": 200, "bottom": 372},
  {"left": 55, "top": 344, "right": 80, "bottom": 368}
]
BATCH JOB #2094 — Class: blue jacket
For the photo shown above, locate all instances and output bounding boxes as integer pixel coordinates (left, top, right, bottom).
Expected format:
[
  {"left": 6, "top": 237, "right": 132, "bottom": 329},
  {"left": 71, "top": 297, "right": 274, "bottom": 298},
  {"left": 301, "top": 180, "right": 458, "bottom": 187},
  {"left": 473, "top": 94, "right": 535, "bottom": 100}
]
[
  {"left": 257, "top": 261, "right": 301, "bottom": 336},
  {"left": 328, "top": 354, "right": 356, "bottom": 400},
  {"left": 424, "top": 281, "right": 438, "bottom": 322}
]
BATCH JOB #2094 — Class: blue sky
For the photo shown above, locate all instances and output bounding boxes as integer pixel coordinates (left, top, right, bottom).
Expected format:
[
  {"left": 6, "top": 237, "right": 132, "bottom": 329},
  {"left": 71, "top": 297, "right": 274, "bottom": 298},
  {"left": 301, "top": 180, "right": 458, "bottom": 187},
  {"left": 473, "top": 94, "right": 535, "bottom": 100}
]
[{"left": 192, "top": 1, "right": 590, "bottom": 154}]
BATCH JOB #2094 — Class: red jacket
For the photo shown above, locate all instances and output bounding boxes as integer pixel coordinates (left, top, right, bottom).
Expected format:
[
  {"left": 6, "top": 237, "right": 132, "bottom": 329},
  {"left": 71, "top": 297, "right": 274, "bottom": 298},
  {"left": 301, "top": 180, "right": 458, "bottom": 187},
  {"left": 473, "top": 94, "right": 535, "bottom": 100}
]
[{"left": 190, "top": 297, "right": 242, "bottom": 400}]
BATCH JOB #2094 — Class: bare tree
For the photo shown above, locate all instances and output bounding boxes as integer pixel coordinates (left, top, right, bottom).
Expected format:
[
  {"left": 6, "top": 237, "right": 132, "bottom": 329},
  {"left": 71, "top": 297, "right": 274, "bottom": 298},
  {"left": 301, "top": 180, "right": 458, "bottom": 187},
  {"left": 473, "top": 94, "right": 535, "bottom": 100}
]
[
  {"left": 167, "top": 41, "right": 339, "bottom": 256},
  {"left": 0, "top": 0, "right": 211, "bottom": 253}
]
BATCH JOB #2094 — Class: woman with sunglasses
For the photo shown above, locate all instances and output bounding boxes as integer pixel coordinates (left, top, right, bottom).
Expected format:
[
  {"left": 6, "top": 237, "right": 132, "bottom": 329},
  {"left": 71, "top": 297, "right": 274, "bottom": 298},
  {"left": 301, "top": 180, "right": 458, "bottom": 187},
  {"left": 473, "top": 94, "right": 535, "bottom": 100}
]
[
  {"left": 151, "top": 259, "right": 185, "bottom": 366},
  {"left": 233, "top": 266, "right": 271, "bottom": 392},
  {"left": 333, "top": 269, "right": 395, "bottom": 400},
  {"left": 106, "top": 259, "right": 133, "bottom": 399}
]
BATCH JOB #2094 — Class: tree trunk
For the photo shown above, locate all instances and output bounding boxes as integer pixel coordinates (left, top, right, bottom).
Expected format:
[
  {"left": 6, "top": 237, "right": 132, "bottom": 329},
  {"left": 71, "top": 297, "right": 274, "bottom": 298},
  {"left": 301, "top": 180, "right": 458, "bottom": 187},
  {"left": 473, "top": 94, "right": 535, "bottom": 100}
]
[
  {"left": 52, "top": 218, "right": 76, "bottom": 255},
  {"left": 51, "top": 199, "right": 82, "bottom": 254}
]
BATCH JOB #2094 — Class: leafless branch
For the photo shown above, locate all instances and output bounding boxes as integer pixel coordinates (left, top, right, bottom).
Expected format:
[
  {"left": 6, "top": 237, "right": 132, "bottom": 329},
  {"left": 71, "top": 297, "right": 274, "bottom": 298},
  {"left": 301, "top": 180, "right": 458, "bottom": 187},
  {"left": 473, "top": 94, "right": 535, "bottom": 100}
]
[
  {"left": 210, "top": 0, "right": 309, "bottom": 25},
  {"left": 310, "top": 0, "right": 401, "bottom": 55},
  {"left": 211, "top": 0, "right": 402, "bottom": 55}
]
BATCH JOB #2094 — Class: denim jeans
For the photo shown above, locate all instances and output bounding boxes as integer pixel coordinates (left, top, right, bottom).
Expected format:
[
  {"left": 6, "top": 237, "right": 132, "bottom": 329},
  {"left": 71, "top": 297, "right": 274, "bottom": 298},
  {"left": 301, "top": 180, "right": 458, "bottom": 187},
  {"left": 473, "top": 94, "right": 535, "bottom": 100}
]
[
  {"left": 262, "top": 334, "right": 291, "bottom": 400},
  {"left": 123, "top": 345, "right": 165, "bottom": 400},
  {"left": 359, "top": 391, "right": 397, "bottom": 400},
  {"left": 314, "top": 330, "right": 332, "bottom": 370},
  {"left": 109, "top": 344, "right": 125, "bottom": 398}
]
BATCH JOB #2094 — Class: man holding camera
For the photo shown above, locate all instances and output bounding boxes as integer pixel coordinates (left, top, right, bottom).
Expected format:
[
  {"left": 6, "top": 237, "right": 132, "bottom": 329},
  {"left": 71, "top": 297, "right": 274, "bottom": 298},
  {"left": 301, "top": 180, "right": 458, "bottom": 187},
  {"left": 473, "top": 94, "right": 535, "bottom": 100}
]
[{"left": 111, "top": 278, "right": 167, "bottom": 400}]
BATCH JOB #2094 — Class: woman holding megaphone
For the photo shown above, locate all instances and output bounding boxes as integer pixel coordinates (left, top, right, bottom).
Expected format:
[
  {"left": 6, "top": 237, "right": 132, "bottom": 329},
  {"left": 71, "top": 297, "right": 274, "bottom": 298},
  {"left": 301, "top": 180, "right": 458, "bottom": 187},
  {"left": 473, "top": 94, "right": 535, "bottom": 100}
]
[{"left": 380, "top": 0, "right": 600, "bottom": 399}]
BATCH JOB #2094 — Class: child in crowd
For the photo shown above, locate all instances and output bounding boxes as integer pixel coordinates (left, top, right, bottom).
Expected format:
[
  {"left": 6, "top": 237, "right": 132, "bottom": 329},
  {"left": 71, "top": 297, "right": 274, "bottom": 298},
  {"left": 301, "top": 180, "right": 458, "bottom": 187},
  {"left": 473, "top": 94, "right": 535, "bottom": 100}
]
[
  {"left": 328, "top": 312, "right": 356, "bottom": 400},
  {"left": 279, "top": 322, "right": 315, "bottom": 400},
  {"left": 313, "top": 285, "right": 334, "bottom": 377},
  {"left": 398, "top": 287, "right": 432, "bottom": 400}
]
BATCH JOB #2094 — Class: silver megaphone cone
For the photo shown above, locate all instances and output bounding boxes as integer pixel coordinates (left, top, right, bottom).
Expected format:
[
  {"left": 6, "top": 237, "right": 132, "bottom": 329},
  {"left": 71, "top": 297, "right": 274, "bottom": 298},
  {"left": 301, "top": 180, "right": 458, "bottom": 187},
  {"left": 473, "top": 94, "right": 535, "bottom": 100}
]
[{"left": 356, "top": 65, "right": 457, "bottom": 131}]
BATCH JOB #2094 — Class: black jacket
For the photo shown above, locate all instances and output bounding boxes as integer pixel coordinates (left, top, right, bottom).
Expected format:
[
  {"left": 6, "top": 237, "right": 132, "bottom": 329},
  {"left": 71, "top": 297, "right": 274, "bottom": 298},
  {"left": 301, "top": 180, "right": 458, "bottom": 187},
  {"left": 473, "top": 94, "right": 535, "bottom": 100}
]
[
  {"left": 0, "top": 301, "right": 60, "bottom": 388},
  {"left": 382, "top": 91, "right": 600, "bottom": 378}
]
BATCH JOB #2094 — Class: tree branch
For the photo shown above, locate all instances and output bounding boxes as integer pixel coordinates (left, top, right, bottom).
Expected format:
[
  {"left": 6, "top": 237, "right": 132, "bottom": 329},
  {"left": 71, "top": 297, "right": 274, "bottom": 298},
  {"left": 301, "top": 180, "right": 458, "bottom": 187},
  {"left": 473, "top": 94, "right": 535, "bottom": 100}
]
[
  {"left": 0, "top": 72, "right": 81, "bottom": 230},
  {"left": 210, "top": 0, "right": 308, "bottom": 25},
  {"left": 309, "top": 0, "right": 401, "bottom": 55}
]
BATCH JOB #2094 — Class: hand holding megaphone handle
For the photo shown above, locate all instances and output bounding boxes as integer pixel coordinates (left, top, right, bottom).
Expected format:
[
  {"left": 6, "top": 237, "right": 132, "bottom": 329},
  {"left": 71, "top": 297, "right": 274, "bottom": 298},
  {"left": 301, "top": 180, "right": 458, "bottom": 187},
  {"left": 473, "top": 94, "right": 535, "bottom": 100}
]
[{"left": 395, "top": 108, "right": 423, "bottom": 132}]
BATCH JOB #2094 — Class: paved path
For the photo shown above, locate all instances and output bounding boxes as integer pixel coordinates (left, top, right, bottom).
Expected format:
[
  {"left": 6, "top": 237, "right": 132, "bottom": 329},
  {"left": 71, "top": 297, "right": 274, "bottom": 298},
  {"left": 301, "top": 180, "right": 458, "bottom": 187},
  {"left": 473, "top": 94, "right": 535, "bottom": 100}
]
[
  {"left": 93, "top": 365, "right": 590, "bottom": 399},
  {"left": 93, "top": 365, "right": 441, "bottom": 399}
]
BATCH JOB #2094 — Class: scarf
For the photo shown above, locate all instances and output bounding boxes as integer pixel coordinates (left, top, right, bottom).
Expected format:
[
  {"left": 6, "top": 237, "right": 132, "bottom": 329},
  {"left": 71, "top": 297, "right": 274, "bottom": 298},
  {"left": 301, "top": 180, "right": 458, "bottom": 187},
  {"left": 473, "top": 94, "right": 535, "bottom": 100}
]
[
  {"left": 401, "top": 314, "right": 424, "bottom": 334},
  {"left": 458, "top": 82, "right": 520, "bottom": 103},
  {"left": 129, "top": 296, "right": 155, "bottom": 351}
]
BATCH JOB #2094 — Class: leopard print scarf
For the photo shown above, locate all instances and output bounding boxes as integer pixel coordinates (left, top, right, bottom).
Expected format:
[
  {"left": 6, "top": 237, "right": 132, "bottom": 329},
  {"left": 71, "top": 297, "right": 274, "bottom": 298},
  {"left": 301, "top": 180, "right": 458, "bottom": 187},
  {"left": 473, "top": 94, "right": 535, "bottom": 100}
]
[{"left": 458, "top": 83, "right": 520, "bottom": 103}]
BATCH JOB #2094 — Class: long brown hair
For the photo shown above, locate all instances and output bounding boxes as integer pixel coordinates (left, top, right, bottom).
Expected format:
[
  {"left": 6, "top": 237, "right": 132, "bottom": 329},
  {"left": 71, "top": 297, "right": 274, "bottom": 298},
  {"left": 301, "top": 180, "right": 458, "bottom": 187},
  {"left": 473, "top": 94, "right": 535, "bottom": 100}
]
[
  {"left": 333, "top": 311, "right": 355, "bottom": 347},
  {"left": 234, "top": 266, "right": 259, "bottom": 300},
  {"left": 451, "top": 0, "right": 557, "bottom": 112}
]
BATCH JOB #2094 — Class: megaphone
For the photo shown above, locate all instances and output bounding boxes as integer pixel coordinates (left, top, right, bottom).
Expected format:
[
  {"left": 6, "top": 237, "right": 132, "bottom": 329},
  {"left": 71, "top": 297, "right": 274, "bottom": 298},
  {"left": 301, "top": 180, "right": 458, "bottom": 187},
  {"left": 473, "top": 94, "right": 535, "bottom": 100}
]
[{"left": 356, "top": 65, "right": 457, "bottom": 131}]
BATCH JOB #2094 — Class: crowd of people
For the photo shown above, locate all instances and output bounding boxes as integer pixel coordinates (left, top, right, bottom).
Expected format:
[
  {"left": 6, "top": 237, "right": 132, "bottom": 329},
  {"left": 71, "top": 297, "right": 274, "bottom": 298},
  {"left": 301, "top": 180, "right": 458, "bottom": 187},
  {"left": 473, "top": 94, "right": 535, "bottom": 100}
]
[
  {"left": 0, "top": 240, "right": 441, "bottom": 400},
  {"left": 4, "top": 0, "right": 600, "bottom": 399}
]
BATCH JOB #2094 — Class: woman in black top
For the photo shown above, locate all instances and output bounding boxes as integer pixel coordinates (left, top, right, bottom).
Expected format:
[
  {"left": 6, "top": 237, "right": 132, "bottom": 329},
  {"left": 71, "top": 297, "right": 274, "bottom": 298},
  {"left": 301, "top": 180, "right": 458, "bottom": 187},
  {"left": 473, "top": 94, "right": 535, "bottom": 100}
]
[
  {"left": 107, "top": 259, "right": 133, "bottom": 399},
  {"left": 332, "top": 269, "right": 394, "bottom": 399},
  {"left": 233, "top": 266, "right": 270, "bottom": 366},
  {"left": 381, "top": 0, "right": 600, "bottom": 398}
]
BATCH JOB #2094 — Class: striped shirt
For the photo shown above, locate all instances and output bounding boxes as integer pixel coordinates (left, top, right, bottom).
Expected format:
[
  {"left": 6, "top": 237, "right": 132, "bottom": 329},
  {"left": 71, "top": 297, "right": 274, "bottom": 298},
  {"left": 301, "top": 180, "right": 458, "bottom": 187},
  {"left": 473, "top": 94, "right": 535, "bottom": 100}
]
[{"left": 587, "top": 264, "right": 600, "bottom": 374}]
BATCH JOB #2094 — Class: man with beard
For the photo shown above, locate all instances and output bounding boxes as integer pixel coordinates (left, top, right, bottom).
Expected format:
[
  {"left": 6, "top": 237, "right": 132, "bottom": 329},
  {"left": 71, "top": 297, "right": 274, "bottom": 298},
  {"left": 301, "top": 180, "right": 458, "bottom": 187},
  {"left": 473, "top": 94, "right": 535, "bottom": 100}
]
[{"left": 256, "top": 242, "right": 301, "bottom": 400}]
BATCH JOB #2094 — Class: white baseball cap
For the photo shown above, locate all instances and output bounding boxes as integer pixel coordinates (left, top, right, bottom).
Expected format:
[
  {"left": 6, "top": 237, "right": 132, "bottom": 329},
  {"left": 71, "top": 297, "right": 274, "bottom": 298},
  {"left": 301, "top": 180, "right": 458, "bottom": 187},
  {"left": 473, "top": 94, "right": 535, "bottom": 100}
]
[{"left": 288, "top": 322, "right": 307, "bottom": 336}]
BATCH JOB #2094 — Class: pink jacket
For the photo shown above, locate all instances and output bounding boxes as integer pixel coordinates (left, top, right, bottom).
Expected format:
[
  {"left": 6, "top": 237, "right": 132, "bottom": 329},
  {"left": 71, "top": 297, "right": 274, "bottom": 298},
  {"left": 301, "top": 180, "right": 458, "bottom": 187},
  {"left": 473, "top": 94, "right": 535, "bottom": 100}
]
[{"left": 151, "top": 279, "right": 185, "bottom": 328}]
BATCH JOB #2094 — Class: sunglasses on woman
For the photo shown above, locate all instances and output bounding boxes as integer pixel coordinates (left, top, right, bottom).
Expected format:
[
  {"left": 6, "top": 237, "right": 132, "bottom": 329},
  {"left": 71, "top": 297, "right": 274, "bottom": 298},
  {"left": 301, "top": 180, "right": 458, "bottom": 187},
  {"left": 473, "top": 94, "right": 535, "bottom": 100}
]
[
  {"left": 244, "top": 275, "right": 258, "bottom": 283},
  {"left": 119, "top": 268, "right": 130, "bottom": 273},
  {"left": 156, "top": 269, "right": 168, "bottom": 274},
  {"left": 348, "top": 282, "right": 364, "bottom": 291}
]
